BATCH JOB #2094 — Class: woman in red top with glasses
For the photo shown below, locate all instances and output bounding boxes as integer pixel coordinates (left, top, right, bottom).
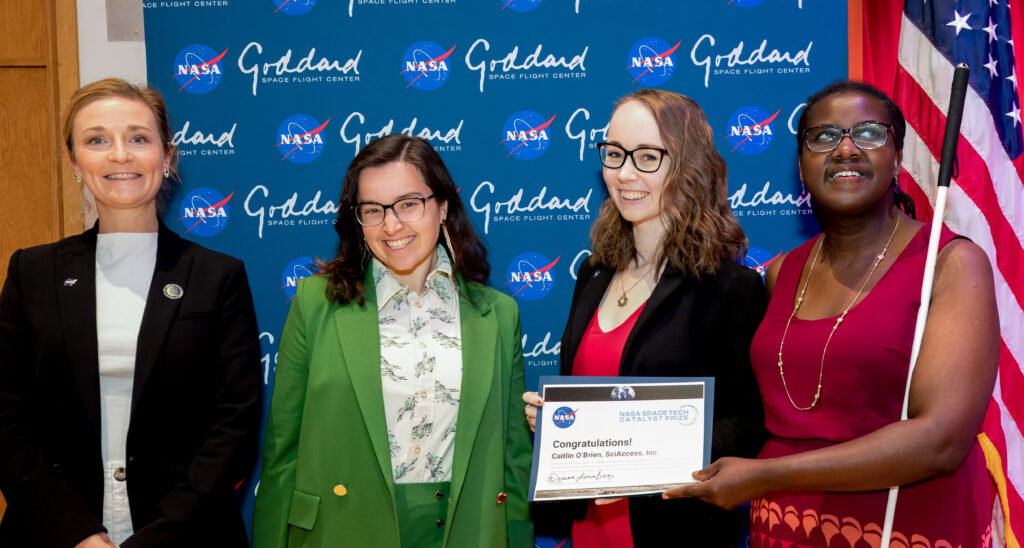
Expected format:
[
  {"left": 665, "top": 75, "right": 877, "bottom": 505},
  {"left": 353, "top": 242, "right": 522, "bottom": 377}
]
[{"left": 524, "top": 89, "right": 768, "bottom": 547}]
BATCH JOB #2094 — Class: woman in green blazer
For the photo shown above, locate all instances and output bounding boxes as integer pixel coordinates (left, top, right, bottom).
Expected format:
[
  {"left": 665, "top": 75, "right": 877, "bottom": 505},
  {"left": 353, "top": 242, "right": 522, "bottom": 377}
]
[{"left": 253, "top": 134, "right": 533, "bottom": 548}]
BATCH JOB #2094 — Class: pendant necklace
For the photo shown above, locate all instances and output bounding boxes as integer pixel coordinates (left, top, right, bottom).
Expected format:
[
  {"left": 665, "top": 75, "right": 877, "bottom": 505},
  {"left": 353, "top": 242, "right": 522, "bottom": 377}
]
[
  {"left": 616, "top": 262, "right": 656, "bottom": 308},
  {"left": 777, "top": 214, "right": 901, "bottom": 411}
]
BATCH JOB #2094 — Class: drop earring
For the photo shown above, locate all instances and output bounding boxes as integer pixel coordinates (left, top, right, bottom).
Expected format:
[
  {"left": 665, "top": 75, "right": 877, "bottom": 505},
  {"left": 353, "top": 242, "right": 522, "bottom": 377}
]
[
  {"left": 73, "top": 173, "right": 81, "bottom": 183},
  {"left": 361, "top": 238, "right": 371, "bottom": 263},
  {"left": 163, "top": 169, "right": 170, "bottom": 178},
  {"left": 441, "top": 221, "right": 457, "bottom": 267}
]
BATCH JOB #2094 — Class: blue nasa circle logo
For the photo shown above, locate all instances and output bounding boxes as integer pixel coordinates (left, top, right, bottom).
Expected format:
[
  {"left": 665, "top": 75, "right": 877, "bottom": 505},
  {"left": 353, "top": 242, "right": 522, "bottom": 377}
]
[
  {"left": 726, "top": 105, "right": 778, "bottom": 155},
  {"left": 626, "top": 37, "right": 679, "bottom": 86},
  {"left": 502, "top": 0, "right": 542, "bottom": 12},
  {"left": 272, "top": 0, "right": 317, "bottom": 15},
  {"left": 506, "top": 251, "right": 557, "bottom": 301},
  {"left": 173, "top": 44, "right": 225, "bottom": 95},
  {"left": 500, "top": 111, "right": 554, "bottom": 160},
  {"left": 281, "top": 256, "right": 317, "bottom": 300},
  {"left": 275, "top": 114, "right": 329, "bottom": 164},
  {"left": 401, "top": 41, "right": 455, "bottom": 91},
  {"left": 179, "top": 187, "right": 231, "bottom": 237},
  {"left": 741, "top": 246, "right": 778, "bottom": 278},
  {"left": 551, "top": 406, "right": 576, "bottom": 429}
]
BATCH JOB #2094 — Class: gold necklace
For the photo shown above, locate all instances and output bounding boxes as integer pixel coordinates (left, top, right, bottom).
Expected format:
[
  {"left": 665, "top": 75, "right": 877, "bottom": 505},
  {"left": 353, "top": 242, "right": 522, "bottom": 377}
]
[
  {"left": 777, "top": 214, "right": 901, "bottom": 411},
  {"left": 616, "top": 263, "right": 656, "bottom": 307}
]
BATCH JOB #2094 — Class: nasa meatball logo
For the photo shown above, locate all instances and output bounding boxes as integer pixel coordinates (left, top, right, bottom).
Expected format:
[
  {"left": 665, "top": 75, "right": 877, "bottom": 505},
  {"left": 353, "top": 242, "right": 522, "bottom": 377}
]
[
  {"left": 551, "top": 406, "right": 577, "bottom": 429},
  {"left": 679, "top": 405, "right": 699, "bottom": 426},
  {"left": 281, "top": 256, "right": 318, "bottom": 300},
  {"left": 626, "top": 37, "right": 681, "bottom": 86},
  {"left": 726, "top": 105, "right": 780, "bottom": 155},
  {"left": 400, "top": 41, "right": 456, "bottom": 90},
  {"left": 272, "top": 0, "right": 317, "bottom": 14},
  {"left": 173, "top": 44, "right": 227, "bottom": 94},
  {"left": 179, "top": 187, "right": 233, "bottom": 237},
  {"left": 742, "top": 246, "right": 781, "bottom": 278},
  {"left": 275, "top": 114, "right": 330, "bottom": 164},
  {"left": 500, "top": 111, "right": 556, "bottom": 160},
  {"left": 502, "top": 0, "right": 541, "bottom": 12},
  {"left": 505, "top": 252, "right": 558, "bottom": 301}
]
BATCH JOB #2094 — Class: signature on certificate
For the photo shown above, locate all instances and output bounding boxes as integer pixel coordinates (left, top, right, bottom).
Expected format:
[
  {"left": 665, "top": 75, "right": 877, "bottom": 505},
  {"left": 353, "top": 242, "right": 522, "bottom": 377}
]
[{"left": 547, "top": 471, "right": 615, "bottom": 484}]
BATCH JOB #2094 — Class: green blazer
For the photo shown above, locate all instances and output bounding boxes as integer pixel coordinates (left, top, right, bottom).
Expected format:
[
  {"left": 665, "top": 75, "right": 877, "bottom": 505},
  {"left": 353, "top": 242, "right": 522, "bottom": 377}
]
[{"left": 252, "top": 272, "right": 533, "bottom": 547}]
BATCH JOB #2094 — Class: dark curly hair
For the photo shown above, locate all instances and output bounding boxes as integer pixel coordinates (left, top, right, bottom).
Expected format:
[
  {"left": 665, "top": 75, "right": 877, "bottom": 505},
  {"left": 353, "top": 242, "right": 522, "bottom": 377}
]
[
  {"left": 319, "top": 134, "right": 489, "bottom": 305},
  {"left": 796, "top": 79, "right": 916, "bottom": 219}
]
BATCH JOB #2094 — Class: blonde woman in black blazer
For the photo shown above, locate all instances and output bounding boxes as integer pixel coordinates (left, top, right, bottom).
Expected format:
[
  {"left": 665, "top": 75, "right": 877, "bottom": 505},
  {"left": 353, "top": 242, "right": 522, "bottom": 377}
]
[{"left": 0, "top": 79, "right": 260, "bottom": 547}]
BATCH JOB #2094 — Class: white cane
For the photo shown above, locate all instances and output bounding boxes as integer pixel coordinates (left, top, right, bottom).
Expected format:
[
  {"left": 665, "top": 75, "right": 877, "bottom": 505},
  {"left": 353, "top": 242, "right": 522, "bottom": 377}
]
[{"left": 878, "top": 63, "right": 970, "bottom": 547}]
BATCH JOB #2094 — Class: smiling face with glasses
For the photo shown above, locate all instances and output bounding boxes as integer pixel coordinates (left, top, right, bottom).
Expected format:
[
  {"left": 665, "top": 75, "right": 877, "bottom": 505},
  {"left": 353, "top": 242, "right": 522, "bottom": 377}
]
[
  {"left": 600, "top": 100, "right": 672, "bottom": 230},
  {"left": 356, "top": 160, "right": 447, "bottom": 291},
  {"left": 799, "top": 92, "right": 903, "bottom": 215}
]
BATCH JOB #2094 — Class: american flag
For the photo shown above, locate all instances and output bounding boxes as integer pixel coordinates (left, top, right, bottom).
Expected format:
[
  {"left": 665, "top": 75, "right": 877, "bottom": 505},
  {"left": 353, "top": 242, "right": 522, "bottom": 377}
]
[{"left": 891, "top": 0, "right": 1024, "bottom": 542}]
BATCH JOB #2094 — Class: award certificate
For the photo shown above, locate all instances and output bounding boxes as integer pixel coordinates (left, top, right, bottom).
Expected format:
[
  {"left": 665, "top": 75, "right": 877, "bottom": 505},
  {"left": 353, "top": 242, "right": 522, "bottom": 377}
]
[{"left": 528, "top": 376, "right": 713, "bottom": 501}]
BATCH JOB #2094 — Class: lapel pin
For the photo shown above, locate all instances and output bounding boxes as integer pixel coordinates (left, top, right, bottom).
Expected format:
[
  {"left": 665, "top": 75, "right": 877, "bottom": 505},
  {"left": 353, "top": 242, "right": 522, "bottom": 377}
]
[
  {"left": 162, "top": 283, "right": 184, "bottom": 300},
  {"left": 63, "top": 278, "right": 78, "bottom": 287}
]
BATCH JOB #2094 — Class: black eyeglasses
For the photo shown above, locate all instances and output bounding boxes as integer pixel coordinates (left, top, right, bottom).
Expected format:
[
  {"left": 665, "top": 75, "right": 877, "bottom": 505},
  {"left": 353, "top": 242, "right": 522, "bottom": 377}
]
[
  {"left": 801, "top": 122, "right": 894, "bottom": 153},
  {"left": 354, "top": 195, "right": 435, "bottom": 226},
  {"left": 596, "top": 143, "right": 668, "bottom": 173}
]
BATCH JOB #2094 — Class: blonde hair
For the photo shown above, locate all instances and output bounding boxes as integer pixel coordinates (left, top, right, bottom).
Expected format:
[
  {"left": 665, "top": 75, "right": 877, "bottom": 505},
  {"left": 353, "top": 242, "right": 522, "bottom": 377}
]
[
  {"left": 590, "top": 89, "right": 746, "bottom": 277},
  {"left": 62, "top": 78, "right": 179, "bottom": 209}
]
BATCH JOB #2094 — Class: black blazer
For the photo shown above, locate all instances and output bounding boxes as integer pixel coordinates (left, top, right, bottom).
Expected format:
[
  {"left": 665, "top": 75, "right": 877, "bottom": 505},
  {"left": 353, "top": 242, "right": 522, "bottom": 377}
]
[
  {"left": 536, "top": 258, "right": 768, "bottom": 547},
  {"left": 0, "top": 224, "right": 261, "bottom": 548}
]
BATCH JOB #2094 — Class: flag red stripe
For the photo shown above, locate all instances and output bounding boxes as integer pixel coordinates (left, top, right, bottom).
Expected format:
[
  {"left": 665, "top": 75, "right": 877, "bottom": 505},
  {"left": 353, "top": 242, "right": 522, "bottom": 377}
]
[
  {"left": 999, "top": 342, "right": 1024, "bottom": 450},
  {"left": 895, "top": 66, "right": 1024, "bottom": 313},
  {"left": 897, "top": 171, "right": 935, "bottom": 222}
]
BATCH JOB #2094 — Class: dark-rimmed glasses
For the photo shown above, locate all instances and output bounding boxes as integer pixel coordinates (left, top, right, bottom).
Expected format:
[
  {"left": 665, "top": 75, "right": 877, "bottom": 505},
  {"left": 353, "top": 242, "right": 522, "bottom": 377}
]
[
  {"left": 801, "top": 122, "right": 894, "bottom": 153},
  {"left": 596, "top": 143, "right": 668, "bottom": 173},
  {"left": 354, "top": 195, "right": 435, "bottom": 226}
]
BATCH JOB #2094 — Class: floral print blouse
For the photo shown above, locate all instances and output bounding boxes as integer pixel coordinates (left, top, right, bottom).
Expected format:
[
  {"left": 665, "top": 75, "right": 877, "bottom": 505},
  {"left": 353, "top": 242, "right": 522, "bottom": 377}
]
[{"left": 373, "top": 247, "right": 462, "bottom": 484}]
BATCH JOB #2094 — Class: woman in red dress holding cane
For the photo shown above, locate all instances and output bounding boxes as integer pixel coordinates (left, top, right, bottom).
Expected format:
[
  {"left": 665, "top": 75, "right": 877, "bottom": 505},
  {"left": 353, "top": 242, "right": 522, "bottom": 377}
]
[{"left": 664, "top": 81, "right": 1000, "bottom": 547}]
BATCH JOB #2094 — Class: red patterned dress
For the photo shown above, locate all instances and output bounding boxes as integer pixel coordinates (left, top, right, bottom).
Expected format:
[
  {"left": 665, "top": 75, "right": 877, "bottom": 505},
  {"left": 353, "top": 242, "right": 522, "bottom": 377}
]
[{"left": 748, "top": 227, "right": 997, "bottom": 548}]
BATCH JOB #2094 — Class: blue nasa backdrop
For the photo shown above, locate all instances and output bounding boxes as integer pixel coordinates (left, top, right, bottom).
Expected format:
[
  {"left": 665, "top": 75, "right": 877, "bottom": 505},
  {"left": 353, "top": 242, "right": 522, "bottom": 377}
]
[{"left": 143, "top": 0, "right": 846, "bottom": 542}]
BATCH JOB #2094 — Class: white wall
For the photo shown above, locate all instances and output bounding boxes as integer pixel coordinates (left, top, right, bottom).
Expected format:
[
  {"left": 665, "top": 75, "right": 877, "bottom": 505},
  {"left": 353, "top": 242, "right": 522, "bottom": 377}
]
[{"left": 76, "top": 0, "right": 147, "bottom": 86}]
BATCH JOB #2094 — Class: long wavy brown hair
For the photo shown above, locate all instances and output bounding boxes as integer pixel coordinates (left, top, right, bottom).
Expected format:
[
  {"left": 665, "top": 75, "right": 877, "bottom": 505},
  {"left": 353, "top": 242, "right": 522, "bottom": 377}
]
[
  {"left": 589, "top": 89, "right": 746, "bottom": 278},
  {"left": 320, "top": 134, "right": 489, "bottom": 305}
]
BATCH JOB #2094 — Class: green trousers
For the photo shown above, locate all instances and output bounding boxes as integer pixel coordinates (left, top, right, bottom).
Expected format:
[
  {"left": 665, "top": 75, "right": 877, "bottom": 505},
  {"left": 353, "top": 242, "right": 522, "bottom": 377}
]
[{"left": 394, "top": 481, "right": 451, "bottom": 548}]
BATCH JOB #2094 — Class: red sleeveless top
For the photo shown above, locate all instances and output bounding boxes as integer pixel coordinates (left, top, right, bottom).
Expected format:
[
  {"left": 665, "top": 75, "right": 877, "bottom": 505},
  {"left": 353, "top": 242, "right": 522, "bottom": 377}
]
[
  {"left": 569, "top": 303, "right": 646, "bottom": 548},
  {"left": 748, "top": 226, "right": 995, "bottom": 547}
]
